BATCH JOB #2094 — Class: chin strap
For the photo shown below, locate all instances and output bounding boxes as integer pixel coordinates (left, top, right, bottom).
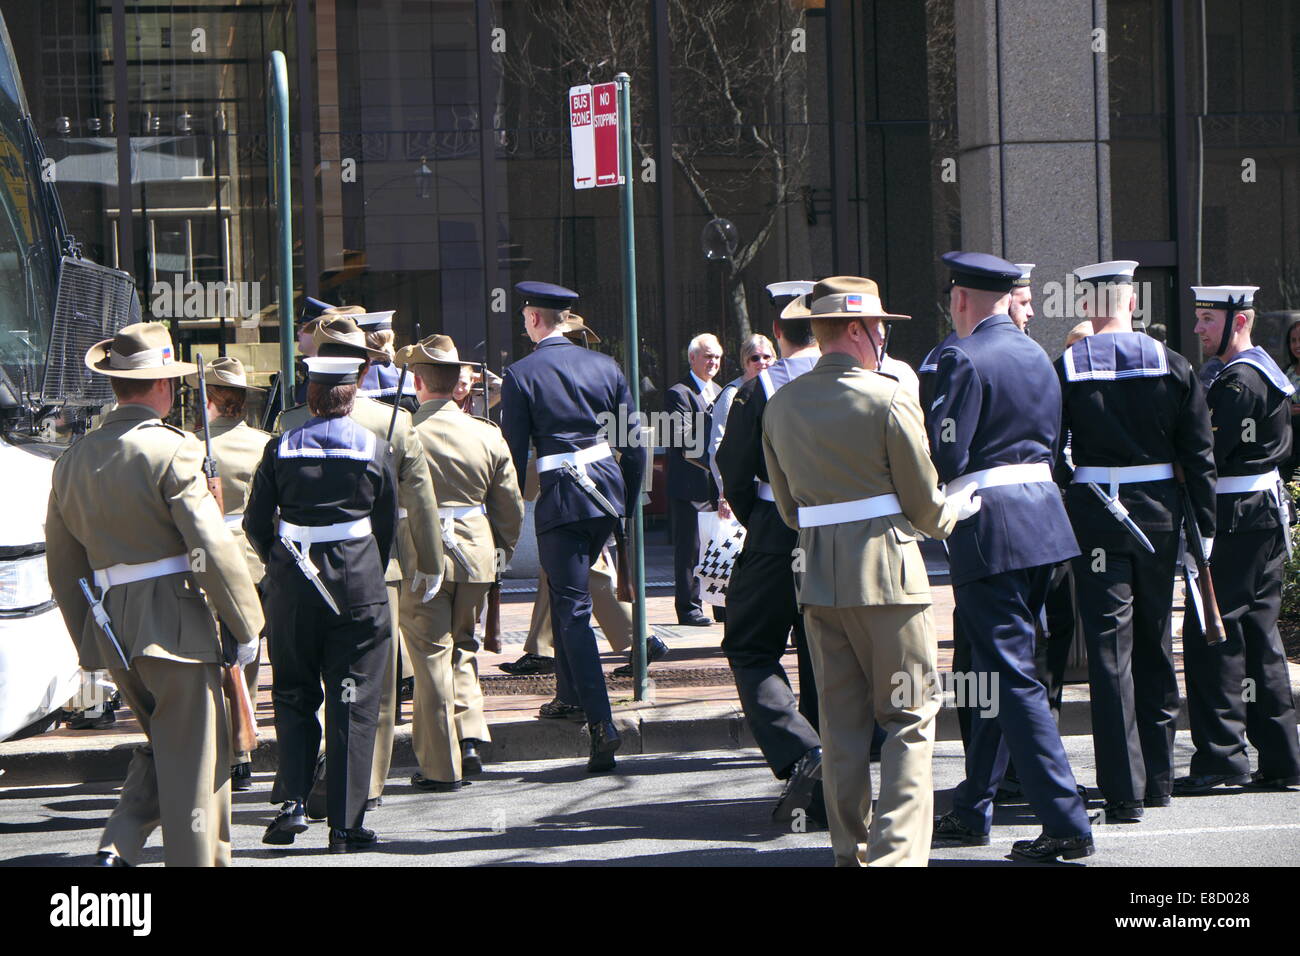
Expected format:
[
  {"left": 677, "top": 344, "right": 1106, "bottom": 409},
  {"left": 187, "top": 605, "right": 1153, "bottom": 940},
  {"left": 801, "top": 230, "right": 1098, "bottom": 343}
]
[{"left": 1215, "top": 295, "right": 1244, "bottom": 358}]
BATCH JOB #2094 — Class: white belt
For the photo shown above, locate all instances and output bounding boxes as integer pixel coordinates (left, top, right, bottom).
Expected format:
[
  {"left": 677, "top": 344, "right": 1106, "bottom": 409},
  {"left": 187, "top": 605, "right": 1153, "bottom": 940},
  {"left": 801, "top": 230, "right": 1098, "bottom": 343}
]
[
  {"left": 756, "top": 481, "right": 775, "bottom": 502},
  {"left": 1072, "top": 463, "right": 1174, "bottom": 500},
  {"left": 1216, "top": 470, "right": 1281, "bottom": 495},
  {"left": 536, "top": 442, "right": 612, "bottom": 475},
  {"left": 946, "top": 462, "right": 1053, "bottom": 499},
  {"left": 278, "top": 516, "right": 373, "bottom": 544},
  {"left": 798, "top": 494, "right": 902, "bottom": 528},
  {"left": 94, "top": 553, "right": 190, "bottom": 590},
  {"left": 439, "top": 504, "right": 486, "bottom": 521},
  {"left": 224, "top": 513, "right": 245, "bottom": 529}
]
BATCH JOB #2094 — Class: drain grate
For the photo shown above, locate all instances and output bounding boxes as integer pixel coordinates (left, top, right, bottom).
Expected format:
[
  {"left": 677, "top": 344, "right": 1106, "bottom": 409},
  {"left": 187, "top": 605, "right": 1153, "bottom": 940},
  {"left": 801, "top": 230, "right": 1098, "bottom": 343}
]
[{"left": 480, "top": 666, "right": 737, "bottom": 696}]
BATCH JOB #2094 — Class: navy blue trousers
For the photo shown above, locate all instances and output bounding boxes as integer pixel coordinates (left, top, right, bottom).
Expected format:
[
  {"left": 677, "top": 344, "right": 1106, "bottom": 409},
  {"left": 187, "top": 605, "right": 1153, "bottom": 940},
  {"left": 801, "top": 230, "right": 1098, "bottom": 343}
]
[
  {"left": 538, "top": 517, "right": 616, "bottom": 724},
  {"left": 952, "top": 566, "right": 1091, "bottom": 838}
]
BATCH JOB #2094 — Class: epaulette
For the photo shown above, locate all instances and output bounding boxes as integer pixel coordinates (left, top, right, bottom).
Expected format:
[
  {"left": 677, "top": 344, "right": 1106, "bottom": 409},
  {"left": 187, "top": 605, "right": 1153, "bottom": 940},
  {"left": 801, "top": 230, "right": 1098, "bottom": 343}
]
[
  {"left": 139, "top": 420, "right": 189, "bottom": 438},
  {"left": 472, "top": 415, "right": 501, "bottom": 429}
]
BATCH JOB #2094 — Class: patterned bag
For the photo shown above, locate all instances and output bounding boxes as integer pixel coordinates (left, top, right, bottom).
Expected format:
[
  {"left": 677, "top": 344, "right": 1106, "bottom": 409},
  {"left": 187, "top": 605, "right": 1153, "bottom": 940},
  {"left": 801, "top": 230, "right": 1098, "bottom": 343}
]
[{"left": 695, "top": 511, "right": 746, "bottom": 606}]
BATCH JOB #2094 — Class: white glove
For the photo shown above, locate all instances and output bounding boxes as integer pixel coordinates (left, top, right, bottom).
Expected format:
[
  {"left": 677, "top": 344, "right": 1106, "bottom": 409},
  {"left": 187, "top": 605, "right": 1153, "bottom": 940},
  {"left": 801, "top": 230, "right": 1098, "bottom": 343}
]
[
  {"left": 948, "top": 485, "right": 983, "bottom": 521},
  {"left": 411, "top": 571, "right": 444, "bottom": 603},
  {"left": 235, "top": 638, "right": 260, "bottom": 667},
  {"left": 1201, "top": 536, "right": 1214, "bottom": 561}
]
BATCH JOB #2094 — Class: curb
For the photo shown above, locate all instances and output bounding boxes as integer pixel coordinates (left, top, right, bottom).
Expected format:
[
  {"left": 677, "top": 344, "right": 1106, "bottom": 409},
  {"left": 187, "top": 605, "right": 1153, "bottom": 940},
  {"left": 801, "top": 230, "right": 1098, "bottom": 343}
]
[{"left": 3, "top": 669, "right": 1297, "bottom": 789}]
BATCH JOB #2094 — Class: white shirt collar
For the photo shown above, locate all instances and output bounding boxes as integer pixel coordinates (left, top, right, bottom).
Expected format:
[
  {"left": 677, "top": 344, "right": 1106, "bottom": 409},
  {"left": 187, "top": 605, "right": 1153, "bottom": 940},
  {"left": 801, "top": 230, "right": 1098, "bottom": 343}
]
[
  {"left": 689, "top": 370, "right": 716, "bottom": 399},
  {"left": 540, "top": 329, "right": 567, "bottom": 343}
]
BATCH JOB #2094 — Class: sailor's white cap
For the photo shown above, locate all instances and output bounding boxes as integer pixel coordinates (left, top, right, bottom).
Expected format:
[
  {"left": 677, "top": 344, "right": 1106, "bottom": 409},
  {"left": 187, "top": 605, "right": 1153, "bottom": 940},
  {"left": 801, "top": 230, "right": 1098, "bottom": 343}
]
[
  {"left": 305, "top": 355, "right": 365, "bottom": 385},
  {"left": 1073, "top": 260, "right": 1139, "bottom": 284},
  {"left": 1191, "top": 285, "right": 1259, "bottom": 310}
]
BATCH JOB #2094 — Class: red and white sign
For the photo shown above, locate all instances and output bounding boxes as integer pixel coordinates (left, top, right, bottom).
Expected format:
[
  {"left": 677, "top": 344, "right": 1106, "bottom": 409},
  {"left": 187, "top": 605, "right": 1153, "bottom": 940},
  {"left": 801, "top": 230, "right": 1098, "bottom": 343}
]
[
  {"left": 592, "top": 81, "right": 622, "bottom": 187},
  {"left": 568, "top": 84, "right": 595, "bottom": 190}
]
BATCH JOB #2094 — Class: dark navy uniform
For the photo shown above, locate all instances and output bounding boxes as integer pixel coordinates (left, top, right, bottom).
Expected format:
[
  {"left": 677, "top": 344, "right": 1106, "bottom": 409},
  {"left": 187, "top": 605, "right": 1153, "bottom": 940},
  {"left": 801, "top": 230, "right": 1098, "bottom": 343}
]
[
  {"left": 1184, "top": 347, "right": 1300, "bottom": 783},
  {"left": 245, "top": 414, "right": 399, "bottom": 832},
  {"left": 500, "top": 299, "right": 644, "bottom": 729},
  {"left": 1056, "top": 330, "right": 1216, "bottom": 808},
  {"left": 716, "top": 357, "right": 822, "bottom": 778},
  {"left": 360, "top": 360, "right": 419, "bottom": 412},
  {"left": 928, "top": 253, "right": 1088, "bottom": 843}
]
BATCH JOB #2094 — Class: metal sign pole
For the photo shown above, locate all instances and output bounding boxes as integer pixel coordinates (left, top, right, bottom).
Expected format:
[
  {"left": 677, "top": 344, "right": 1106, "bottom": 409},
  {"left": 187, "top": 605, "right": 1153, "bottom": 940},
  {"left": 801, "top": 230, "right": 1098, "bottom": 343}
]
[
  {"left": 614, "top": 72, "right": 649, "bottom": 702},
  {"left": 267, "top": 51, "right": 294, "bottom": 414}
]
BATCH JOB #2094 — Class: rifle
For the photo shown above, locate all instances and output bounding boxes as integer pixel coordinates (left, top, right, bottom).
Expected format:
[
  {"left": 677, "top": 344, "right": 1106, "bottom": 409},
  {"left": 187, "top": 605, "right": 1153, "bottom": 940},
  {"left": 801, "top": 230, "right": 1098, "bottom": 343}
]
[
  {"left": 195, "top": 351, "right": 260, "bottom": 747},
  {"left": 1173, "top": 462, "right": 1225, "bottom": 646},
  {"left": 484, "top": 573, "right": 502, "bottom": 654}
]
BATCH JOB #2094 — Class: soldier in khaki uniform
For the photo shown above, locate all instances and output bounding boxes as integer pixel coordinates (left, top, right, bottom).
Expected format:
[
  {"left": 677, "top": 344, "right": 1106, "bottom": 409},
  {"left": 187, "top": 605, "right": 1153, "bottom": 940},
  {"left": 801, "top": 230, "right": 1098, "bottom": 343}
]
[
  {"left": 396, "top": 335, "right": 523, "bottom": 786},
  {"left": 277, "top": 313, "right": 444, "bottom": 810},
  {"left": 188, "top": 356, "right": 272, "bottom": 791},
  {"left": 761, "top": 278, "right": 970, "bottom": 867},
  {"left": 45, "top": 323, "right": 263, "bottom": 867}
]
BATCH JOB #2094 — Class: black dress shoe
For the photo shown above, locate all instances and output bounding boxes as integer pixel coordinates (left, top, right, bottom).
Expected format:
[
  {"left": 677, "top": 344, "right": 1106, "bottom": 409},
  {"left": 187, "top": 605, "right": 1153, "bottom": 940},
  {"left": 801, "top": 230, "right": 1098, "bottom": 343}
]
[
  {"left": 328, "top": 826, "right": 378, "bottom": 853},
  {"left": 411, "top": 773, "right": 467, "bottom": 792},
  {"left": 773, "top": 747, "right": 823, "bottom": 822},
  {"left": 1172, "top": 772, "right": 1251, "bottom": 795},
  {"left": 538, "top": 697, "right": 586, "bottom": 720},
  {"left": 613, "top": 636, "right": 670, "bottom": 677},
  {"left": 461, "top": 739, "right": 484, "bottom": 775},
  {"left": 1100, "top": 801, "right": 1143, "bottom": 823},
  {"left": 262, "top": 801, "right": 309, "bottom": 845},
  {"left": 230, "top": 762, "right": 252, "bottom": 792},
  {"left": 305, "top": 754, "right": 328, "bottom": 822},
  {"left": 587, "top": 720, "right": 621, "bottom": 772},
  {"left": 1011, "top": 832, "right": 1095, "bottom": 862},
  {"left": 94, "top": 850, "right": 130, "bottom": 867},
  {"left": 1243, "top": 770, "right": 1300, "bottom": 790},
  {"left": 932, "top": 811, "right": 991, "bottom": 846},
  {"left": 68, "top": 708, "right": 117, "bottom": 730},
  {"left": 500, "top": 653, "right": 555, "bottom": 676},
  {"left": 678, "top": 612, "right": 712, "bottom": 627}
]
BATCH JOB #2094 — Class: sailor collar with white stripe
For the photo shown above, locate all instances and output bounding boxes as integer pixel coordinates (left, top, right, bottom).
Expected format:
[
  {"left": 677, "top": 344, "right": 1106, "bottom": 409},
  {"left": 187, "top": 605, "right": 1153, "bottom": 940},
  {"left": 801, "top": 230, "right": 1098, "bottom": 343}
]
[
  {"left": 1062, "top": 331, "right": 1169, "bottom": 382},
  {"left": 1215, "top": 346, "right": 1295, "bottom": 395}
]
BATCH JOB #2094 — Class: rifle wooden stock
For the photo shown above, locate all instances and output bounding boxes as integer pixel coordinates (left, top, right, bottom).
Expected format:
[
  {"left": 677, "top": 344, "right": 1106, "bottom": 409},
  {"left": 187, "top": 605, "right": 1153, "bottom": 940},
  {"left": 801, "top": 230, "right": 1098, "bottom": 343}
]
[
  {"left": 206, "top": 476, "right": 225, "bottom": 515},
  {"left": 483, "top": 579, "right": 502, "bottom": 654},
  {"left": 1173, "top": 462, "right": 1225, "bottom": 645},
  {"left": 614, "top": 526, "right": 633, "bottom": 604},
  {"left": 223, "top": 662, "right": 258, "bottom": 754}
]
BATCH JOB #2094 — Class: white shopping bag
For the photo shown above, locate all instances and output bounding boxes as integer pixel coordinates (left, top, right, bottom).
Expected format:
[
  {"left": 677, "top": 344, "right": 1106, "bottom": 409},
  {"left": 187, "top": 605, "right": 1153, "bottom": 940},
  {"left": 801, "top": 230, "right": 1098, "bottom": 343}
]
[{"left": 695, "top": 510, "right": 746, "bottom": 606}]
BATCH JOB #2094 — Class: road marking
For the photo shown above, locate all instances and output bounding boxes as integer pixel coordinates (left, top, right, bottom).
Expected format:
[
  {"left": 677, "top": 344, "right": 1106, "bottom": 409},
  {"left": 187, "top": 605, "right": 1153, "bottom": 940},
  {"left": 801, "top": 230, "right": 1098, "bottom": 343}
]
[{"left": 980, "top": 822, "right": 1300, "bottom": 845}]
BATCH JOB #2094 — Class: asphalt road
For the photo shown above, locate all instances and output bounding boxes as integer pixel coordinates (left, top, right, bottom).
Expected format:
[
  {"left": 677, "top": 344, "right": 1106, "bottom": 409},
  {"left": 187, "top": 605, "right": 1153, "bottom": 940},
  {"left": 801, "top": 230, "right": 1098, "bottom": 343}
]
[{"left": 2, "top": 732, "right": 1297, "bottom": 867}]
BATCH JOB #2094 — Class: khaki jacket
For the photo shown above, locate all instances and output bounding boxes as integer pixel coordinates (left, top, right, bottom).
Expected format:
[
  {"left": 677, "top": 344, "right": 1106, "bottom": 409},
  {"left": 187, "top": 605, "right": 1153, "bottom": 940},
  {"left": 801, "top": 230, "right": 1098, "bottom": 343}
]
[
  {"left": 279, "top": 395, "right": 443, "bottom": 580},
  {"left": 205, "top": 417, "right": 272, "bottom": 581},
  {"left": 762, "top": 352, "right": 958, "bottom": 608},
  {"left": 411, "top": 399, "right": 524, "bottom": 582},
  {"left": 46, "top": 403, "right": 264, "bottom": 668}
]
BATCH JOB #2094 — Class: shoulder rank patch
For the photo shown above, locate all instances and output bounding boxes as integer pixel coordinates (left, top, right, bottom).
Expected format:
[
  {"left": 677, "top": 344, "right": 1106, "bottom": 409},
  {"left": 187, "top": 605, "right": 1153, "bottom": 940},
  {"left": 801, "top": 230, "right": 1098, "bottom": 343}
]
[
  {"left": 472, "top": 415, "right": 501, "bottom": 429},
  {"left": 139, "top": 420, "right": 189, "bottom": 438}
]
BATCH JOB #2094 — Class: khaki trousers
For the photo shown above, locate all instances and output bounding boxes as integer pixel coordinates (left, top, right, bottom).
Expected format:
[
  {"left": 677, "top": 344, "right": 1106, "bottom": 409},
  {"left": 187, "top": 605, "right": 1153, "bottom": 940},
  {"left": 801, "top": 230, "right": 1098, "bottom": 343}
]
[
  {"left": 452, "top": 584, "right": 493, "bottom": 743},
  {"left": 525, "top": 550, "right": 632, "bottom": 657},
  {"left": 100, "top": 657, "right": 232, "bottom": 867},
  {"left": 803, "top": 603, "right": 940, "bottom": 867},
  {"left": 368, "top": 584, "right": 402, "bottom": 801},
  {"left": 401, "top": 580, "right": 491, "bottom": 781}
]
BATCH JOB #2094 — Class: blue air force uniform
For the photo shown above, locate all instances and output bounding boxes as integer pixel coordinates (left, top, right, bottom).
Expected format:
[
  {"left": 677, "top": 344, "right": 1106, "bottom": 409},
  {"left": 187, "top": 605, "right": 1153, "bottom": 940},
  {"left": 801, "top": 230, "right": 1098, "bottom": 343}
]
[
  {"left": 1055, "top": 263, "right": 1216, "bottom": 812},
  {"left": 927, "top": 253, "right": 1089, "bottom": 842},
  {"left": 1181, "top": 295, "right": 1300, "bottom": 787},
  {"left": 245, "top": 397, "right": 399, "bottom": 833},
  {"left": 359, "top": 360, "right": 419, "bottom": 412},
  {"left": 499, "top": 284, "right": 644, "bottom": 730}
]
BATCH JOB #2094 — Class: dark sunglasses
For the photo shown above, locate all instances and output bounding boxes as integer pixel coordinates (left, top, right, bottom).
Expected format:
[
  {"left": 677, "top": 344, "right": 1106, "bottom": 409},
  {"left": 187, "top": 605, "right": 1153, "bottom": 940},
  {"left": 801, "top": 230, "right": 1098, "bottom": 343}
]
[{"left": 746, "top": 354, "right": 774, "bottom": 364}]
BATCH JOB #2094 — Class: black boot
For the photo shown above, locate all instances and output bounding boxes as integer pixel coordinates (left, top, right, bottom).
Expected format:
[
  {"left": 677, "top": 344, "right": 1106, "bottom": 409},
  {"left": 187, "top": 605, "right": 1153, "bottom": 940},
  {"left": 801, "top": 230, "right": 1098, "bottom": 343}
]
[
  {"left": 262, "top": 800, "right": 309, "bottom": 846},
  {"left": 587, "top": 719, "right": 621, "bottom": 773},
  {"left": 461, "top": 739, "right": 484, "bottom": 775}
]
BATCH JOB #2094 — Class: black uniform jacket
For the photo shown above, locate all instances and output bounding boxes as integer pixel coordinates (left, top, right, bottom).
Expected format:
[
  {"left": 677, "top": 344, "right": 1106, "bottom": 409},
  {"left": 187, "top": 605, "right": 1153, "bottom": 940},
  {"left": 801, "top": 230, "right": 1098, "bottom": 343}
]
[
  {"left": 1205, "top": 347, "right": 1294, "bottom": 534},
  {"left": 1055, "top": 330, "right": 1217, "bottom": 542},
  {"left": 244, "top": 414, "right": 399, "bottom": 609}
]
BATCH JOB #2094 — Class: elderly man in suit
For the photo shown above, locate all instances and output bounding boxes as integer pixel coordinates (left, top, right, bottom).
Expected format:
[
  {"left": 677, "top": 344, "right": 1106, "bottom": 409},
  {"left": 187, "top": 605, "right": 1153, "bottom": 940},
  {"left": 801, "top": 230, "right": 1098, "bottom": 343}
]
[{"left": 666, "top": 333, "right": 724, "bottom": 626}]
